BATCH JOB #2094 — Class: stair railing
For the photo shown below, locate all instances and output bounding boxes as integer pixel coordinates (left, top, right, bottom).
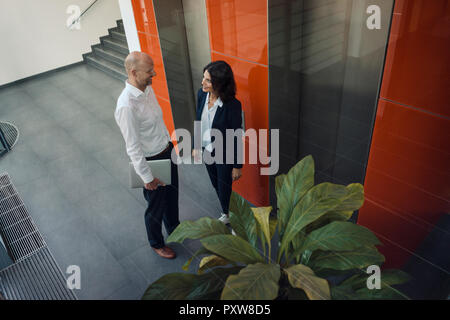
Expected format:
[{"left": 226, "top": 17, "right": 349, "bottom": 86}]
[{"left": 67, "top": 0, "right": 100, "bottom": 29}]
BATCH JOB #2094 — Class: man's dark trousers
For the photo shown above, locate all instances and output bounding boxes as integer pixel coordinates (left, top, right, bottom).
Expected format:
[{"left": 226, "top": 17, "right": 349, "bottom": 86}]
[{"left": 143, "top": 142, "right": 179, "bottom": 249}]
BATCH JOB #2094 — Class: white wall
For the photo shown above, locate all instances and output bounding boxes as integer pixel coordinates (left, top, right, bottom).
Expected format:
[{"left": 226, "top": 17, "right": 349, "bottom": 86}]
[
  {"left": 0, "top": 0, "right": 122, "bottom": 86},
  {"left": 118, "top": 0, "right": 140, "bottom": 52}
]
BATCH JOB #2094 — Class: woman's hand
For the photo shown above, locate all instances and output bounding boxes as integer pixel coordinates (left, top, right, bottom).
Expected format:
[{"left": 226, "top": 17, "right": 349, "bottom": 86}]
[
  {"left": 192, "top": 149, "right": 201, "bottom": 163},
  {"left": 232, "top": 168, "right": 242, "bottom": 181}
]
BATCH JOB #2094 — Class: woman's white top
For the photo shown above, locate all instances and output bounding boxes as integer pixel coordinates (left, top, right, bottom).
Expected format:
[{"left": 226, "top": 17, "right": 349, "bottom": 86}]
[{"left": 201, "top": 92, "right": 223, "bottom": 152}]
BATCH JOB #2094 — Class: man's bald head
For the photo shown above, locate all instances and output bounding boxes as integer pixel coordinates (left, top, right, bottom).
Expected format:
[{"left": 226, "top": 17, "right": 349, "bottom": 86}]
[
  {"left": 124, "top": 51, "right": 153, "bottom": 74},
  {"left": 125, "top": 51, "right": 156, "bottom": 90}
]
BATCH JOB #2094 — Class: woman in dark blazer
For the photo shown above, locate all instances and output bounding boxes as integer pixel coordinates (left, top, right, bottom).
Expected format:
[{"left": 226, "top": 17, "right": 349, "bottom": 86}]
[{"left": 193, "top": 60, "right": 243, "bottom": 224}]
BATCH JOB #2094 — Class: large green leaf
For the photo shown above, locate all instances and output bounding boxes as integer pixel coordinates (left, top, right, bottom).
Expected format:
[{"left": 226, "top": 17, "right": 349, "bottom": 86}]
[
  {"left": 291, "top": 231, "right": 306, "bottom": 264},
  {"left": 284, "top": 264, "right": 331, "bottom": 300},
  {"left": 304, "top": 184, "right": 363, "bottom": 234},
  {"left": 275, "top": 174, "right": 286, "bottom": 198},
  {"left": 376, "top": 269, "right": 411, "bottom": 288},
  {"left": 182, "top": 246, "right": 211, "bottom": 271},
  {"left": 187, "top": 267, "right": 243, "bottom": 300},
  {"left": 340, "top": 269, "right": 410, "bottom": 291},
  {"left": 300, "top": 221, "right": 381, "bottom": 254},
  {"left": 142, "top": 273, "right": 197, "bottom": 299},
  {"left": 330, "top": 285, "right": 357, "bottom": 300},
  {"left": 269, "top": 216, "right": 278, "bottom": 240},
  {"left": 300, "top": 249, "right": 313, "bottom": 266},
  {"left": 276, "top": 156, "right": 314, "bottom": 238},
  {"left": 143, "top": 267, "right": 243, "bottom": 300},
  {"left": 229, "top": 211, "right": 248, "bottom": 241},
  {"left": 167, "top": 217, "right": 230, "bottom": 243},
  {"left": 201, "top": 235, "right": 264, "bottom": 264},
  {"left": 198, "top": 255, "right": 231, "bottom": 274},
  {"left": 279, "top": 183, "right": 348, "bottom": 260},
  {"left": 229, "top": 192, "right": 258, "bottom": 247},
  {"left": 305, "top": 210, "right": 353, "bottom": 234},
  {"left": 252, "top": 207, "right": 272, "bottom": 253},
  {"left": 334, "top": 183, "right": 364, "bottom": 211},
  {"left": 332, "top": 269, "right": 410, "bottom": 300},
  {"left": 221, "top": 263, "right": 281, "bottom": 300},
  {"left": 274, "top": 174, "right": 285, "bottom": 235},
  {"left": 310, "top": 246, "right": 385, "bottom": 271},
  {"left": 353, "top": 287, "right": 409, "bottom": 300}
]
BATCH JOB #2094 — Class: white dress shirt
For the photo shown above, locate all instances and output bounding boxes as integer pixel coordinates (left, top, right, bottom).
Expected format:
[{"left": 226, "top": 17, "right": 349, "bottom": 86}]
[
  {"left": 115, "top": 81, "right": 170, "bottom": 184},
  {"left": 201, "top": 92, "right": 223, "bottom": 152}
]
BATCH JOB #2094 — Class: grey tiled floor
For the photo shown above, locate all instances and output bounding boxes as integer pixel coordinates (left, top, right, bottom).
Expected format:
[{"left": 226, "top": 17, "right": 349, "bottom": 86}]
[{"left": 0, "top": 64, "right": 223, "bottom": 300}]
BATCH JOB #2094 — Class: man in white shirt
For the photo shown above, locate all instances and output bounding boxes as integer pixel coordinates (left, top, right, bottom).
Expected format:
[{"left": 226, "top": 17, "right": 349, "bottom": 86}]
[{"left": 115, "top": 51, "right": 179, "bottom": 259}]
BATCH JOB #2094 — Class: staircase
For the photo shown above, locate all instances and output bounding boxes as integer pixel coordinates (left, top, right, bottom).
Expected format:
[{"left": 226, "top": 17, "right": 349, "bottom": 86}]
[{"left": 83, "top": 20, "right": 128, "bottom": 81}]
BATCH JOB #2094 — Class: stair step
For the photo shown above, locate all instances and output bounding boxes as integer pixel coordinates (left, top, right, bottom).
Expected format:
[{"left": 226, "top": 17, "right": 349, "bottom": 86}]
[
  {"left": 84, "top": 54, "right": 127, "bottom": 82},
  {"left": 101, "top": 37, "right": 129, "bottom": 55},
  {"left": 117, "top": 20, "right": 124, "bottom": 32},
  {"left": 110, "top": 29, "right": 126, "bottom": 42},
  {"left": 92, "top": 44, "right": 126, "bottom": 67}
]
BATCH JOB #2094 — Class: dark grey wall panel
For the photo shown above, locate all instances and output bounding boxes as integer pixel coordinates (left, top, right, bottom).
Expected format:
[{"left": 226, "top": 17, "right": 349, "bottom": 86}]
[
  {"left": 269, "top": 0, "right": 394, "bottom": 205},
  {"left": 153, "top": 0, "right": 197, "bottom": 136}
]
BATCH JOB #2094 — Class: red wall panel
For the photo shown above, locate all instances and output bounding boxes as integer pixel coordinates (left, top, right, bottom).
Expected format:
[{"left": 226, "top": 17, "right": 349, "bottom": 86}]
[
  {"left": 380, "top": 0, "right": 450, "bottom": 117},
  {"left": 132, "top": 0, "right": 158, "bottom": 36},
  {"left": 137, "top": 32, "right": 170, "bottom": 101},
  {"left": 207, "top": 0, "right": 268, "bottom": 65},
  {"left": 206, "top": 0, "right": 269, "bottom": 206},
  {"left": 131, "top": 0, "right": 176, "bottom": 136},
  {"left": 358, "top": 0, "right": 450, "bottom": 268}
]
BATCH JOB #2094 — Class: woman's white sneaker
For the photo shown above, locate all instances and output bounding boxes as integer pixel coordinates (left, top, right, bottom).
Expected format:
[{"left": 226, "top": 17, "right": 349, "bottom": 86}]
[{"left": 218, "top": 213, "right": 230, "bottom": 225}]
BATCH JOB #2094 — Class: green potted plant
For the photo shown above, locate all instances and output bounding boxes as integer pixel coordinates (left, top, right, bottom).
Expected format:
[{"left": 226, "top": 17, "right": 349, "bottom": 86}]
[{"left": 142, "top": 155, "right": 409, "bottom": 300}]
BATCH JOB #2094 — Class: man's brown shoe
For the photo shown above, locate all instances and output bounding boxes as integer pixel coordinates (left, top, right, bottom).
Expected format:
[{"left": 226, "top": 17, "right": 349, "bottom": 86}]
[{"left": 152, "top": 246, "right": 176, "bottom": 259}]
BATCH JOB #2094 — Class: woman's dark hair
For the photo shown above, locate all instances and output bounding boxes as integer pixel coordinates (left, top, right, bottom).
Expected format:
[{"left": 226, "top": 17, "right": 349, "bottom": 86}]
[{"left": 203, "top": 60, "right": 236, "bottom": 102}]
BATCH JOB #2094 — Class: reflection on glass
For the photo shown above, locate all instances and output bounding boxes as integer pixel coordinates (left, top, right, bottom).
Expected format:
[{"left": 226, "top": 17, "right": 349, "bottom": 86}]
[
  {"left": 153, "top": 0, "right": 196, "bottom": 134},
  {"left": 269, "top": 0, "right": 394, "bottom": 201}
]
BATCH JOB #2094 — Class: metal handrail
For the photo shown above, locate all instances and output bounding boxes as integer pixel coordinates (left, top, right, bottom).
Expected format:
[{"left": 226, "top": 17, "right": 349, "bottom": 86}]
[{"left": 67, "top": 0, "right": 100, "bottom": 29}]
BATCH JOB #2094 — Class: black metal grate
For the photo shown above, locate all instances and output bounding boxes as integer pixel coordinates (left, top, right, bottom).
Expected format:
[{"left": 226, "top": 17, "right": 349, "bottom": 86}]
[
  {"left": 0, "top": 177, "right": 45, "bottom": 261},
  {"left": 0, "top": 173, "right": 77, "bottom": 300},
  {"left": 0, "top": 247, "right": 77, "bottom": 300}
]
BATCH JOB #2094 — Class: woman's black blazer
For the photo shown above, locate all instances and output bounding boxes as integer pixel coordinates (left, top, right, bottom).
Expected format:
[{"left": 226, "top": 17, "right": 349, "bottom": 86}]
[{"left": 195, "top": 89, "right": 243, "bottom": 169}]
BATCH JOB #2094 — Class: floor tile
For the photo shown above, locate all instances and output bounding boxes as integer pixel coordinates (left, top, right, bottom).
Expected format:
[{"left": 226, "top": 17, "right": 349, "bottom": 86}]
[
  {"left": 28, "top": 125, "right": 83, "bottom": 163},
  {"left": 112, "top": 255, "right": 150, "bottom": 299},
  {"left": 0, "top": 140, "right": 49, "bottom": 187},
  {"left": 46, "top": 152, "right": 117, "bottom": 203},
  {"left": 34, "top": 93, "right": 88, "bottom": 123},
  {"left": 0, "top": 84, "right": 27, "bottom": 101},
  {"left": 125, "top": 241, "right": 201, "bottom": 287},
  {"left": 76, "top": 184, "right": 148, "bottom": 260},
  {"left": 43, "top": 217, "right": 130, "bottom": 300},
  {"left": 68, "top": 120, "right": 123, "bottom": 154},
  {"left": 15, "top": 175, "right": 80, "bottom": 235}
]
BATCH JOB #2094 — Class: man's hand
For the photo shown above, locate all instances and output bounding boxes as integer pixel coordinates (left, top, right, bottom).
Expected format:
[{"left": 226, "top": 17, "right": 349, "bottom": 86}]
[
  {"left": 231, "top": 168, "right": 242, "bottom": 182},
  {"left": 145, "top": 177, "right": 165, "bottom": 191}
]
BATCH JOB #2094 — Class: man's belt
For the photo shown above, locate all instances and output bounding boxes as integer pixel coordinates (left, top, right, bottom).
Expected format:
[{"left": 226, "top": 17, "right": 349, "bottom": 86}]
[{"left": 154, "top": 142, "right": 171, "bottom": 157}]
